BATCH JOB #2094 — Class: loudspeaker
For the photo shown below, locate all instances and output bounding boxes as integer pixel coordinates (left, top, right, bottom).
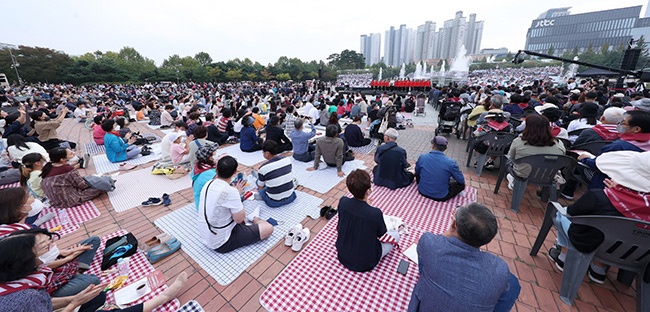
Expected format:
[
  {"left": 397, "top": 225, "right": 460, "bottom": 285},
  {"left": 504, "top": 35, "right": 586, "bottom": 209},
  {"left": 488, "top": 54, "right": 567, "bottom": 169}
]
[{"left": 621, "top": 48, "right": 641, "bottom": 71}]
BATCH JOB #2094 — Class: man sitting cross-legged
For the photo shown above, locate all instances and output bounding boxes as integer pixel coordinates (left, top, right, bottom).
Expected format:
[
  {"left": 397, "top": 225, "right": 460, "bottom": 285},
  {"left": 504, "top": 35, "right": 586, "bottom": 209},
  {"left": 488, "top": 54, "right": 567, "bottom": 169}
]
[
  {"left": 372, "top": 128, "right": 414, "bottom": 190},
  {"left": 198, "top": 155, "right": 273, "bottom": 253},
  {"left": 307, "top": 124, "right": 347, "bottom": 177},
  {"left": 254, "top": 140, "right": 297, "bottom": 208},
  {"left": 415, "top": 136, "right": 465, "bottom": 201},
  {"left": 408, "top": 203, "right": 521, "bottom": 312}
]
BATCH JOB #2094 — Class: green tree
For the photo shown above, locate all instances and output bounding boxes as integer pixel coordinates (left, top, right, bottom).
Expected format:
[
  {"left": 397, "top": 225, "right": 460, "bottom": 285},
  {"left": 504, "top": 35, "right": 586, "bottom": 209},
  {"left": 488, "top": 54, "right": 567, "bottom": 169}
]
[
  {"left": 224, "top": 69, "right": 243, "bottom": 81},
  {"left": 327, "top": 50, "right": 365, "bottom": 70},
  {"left": 547, "top": 45, "right": 555, "bottom": 56},
  {"left": 194, "top": 52, "right": 213, "bottom": 67},
  {"left": 276, "top": 73, "right": 291, "bottom": 81},
  {"left": 0, "top": 46, "right": 73, "bottom": 83}
]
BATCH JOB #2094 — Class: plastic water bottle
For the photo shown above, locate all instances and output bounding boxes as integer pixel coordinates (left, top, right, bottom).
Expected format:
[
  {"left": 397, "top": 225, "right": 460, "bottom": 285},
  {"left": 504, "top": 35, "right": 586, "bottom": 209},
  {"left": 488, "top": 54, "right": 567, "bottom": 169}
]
[
  {"left": 117, "top": 258, "right": 130, "bottom": 276},
  {"left": 58, "top": 209, "right": 69, "bottom": 225}
]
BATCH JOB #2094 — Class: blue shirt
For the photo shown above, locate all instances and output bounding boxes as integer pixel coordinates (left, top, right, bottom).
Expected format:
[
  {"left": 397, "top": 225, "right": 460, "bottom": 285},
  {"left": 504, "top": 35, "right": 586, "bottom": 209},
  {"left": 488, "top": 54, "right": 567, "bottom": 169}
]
[
  {"left": 192, "top": 168, "right": 216, "bottom": 212},
  {"left": 239, "top": 126, "right": 259, "bottom": 151},
  {"left": 289, "top": 124, "right": 315, "bottom": 155},
  {"left": 415, "top": 150, "right": 465, "bottom": 199},
  {"left": 104, "top": 132, "right": 129, "bottom": 163},
  {"left": 350, "top": 104, "right": 361, "bottom": 118},
  {"left": 408, "top": 234, "right": 510, "bottom": 312}
]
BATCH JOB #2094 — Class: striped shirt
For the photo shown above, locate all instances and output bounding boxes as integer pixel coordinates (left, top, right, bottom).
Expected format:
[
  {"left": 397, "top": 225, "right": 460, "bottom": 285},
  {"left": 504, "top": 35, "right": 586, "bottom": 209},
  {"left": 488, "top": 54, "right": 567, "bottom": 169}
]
[
  {"left": 217, "top": 116, "right": 229, "bottom": 133},
  {"left": 257, "top": 156, "right": 295, "bottom": 201}
]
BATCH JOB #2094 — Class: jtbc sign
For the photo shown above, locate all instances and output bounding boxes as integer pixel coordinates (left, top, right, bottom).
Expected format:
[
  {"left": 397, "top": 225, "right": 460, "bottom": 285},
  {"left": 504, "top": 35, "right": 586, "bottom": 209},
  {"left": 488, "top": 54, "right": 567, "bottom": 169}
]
[{"left": 534, "top": 19, "right": 555, "bottom": 28}]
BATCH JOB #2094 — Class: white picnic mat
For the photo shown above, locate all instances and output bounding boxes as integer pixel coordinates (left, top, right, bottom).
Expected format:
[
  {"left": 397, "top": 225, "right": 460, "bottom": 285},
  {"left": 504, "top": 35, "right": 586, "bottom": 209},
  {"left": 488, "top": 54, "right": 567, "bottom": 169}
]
[
  {"left": 349, "top": 139, "right": 378, "bottom": 155},
  {"left": 154, "top": 191, "right": 323, "bottom": 285},
  {"left": 84, "top": 134, "right": 160, "bottom": 156},
  {"left": 92, "top": 143, "right": 162, "bottom": 175},
  {"left": 108, "top": 168, "right": 192, "bottom": 212},
  {"left": 217, "top": 144, "right": 266, "bottom": 167},
  {"left": 147, "top": 124, "right": 161, "bottom": 130},
  {"left": 291, "top": 159, "right": 367, "bottom": 194}
]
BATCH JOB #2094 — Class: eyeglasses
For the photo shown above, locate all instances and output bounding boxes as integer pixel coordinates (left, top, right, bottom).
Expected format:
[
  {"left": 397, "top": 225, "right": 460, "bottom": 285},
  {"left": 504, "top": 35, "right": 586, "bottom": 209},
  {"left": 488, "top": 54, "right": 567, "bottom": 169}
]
[{"left": 617, "top": 121, "right": 629, "bottom": 126}]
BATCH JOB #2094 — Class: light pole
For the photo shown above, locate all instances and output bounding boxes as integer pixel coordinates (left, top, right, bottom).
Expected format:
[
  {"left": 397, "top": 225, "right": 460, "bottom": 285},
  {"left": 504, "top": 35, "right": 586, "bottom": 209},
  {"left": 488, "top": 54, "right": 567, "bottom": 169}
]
[{"left": 8, "top": 49, "right": 22, "bottom": 84}]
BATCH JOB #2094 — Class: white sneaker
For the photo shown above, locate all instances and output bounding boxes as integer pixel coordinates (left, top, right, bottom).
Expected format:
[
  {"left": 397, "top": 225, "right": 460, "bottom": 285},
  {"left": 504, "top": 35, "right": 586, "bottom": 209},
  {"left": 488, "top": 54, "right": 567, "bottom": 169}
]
[
  {"left": 285, "top": 224, "right": 303, "bottom": 246},
  {"left": 246, "top": 206, "right": 260, "bottom": 223},
  {"left": 507, "top": 174, "right": 515, "bottom": 190},
  {"left": 291, "top": 228, "right": 311, "bottom": 252}
]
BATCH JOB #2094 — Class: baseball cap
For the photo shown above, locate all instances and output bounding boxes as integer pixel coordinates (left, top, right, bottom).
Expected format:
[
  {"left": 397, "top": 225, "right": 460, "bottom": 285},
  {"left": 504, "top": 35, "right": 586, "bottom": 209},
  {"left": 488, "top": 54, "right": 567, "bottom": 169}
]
[{"left": 431, "top": 136, "right": 448, "bottom": 147}]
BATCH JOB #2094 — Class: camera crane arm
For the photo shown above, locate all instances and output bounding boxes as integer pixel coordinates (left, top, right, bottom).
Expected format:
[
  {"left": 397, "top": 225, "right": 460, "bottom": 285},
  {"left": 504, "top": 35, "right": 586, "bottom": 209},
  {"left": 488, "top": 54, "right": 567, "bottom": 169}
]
[{"left": 513, "top": 50, "right": 641, "bottom": 78}]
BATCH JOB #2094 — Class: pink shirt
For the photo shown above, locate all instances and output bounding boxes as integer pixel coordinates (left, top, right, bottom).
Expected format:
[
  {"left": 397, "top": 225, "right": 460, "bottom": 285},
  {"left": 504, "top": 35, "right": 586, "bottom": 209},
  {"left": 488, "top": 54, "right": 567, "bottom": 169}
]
[
  {"left": 93, "top": 125, "right": 106, "bottom": 145},
  {"left": 170, "top": 143, "right": 187, "bottom": 164}
]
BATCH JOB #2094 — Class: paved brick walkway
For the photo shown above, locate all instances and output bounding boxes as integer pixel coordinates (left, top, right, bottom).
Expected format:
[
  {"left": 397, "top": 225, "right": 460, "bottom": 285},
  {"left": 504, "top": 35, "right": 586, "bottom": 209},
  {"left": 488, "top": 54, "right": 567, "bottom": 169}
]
[{"left": 53, "top": 106, "right": 637, "bottom": 311}]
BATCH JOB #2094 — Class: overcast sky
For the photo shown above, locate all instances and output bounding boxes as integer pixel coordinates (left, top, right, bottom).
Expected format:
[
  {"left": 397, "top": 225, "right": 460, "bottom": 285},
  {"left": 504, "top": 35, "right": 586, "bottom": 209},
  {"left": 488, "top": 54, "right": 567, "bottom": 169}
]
[{"left": 4, "top": 0, "right": 647, "bottom": 66}]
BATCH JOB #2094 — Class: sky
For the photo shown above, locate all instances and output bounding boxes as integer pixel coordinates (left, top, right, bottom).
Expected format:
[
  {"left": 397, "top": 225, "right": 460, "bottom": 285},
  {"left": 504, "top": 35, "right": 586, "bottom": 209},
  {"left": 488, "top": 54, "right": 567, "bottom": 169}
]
[{"left": 3, "top": 0, "right": 648, "bottom": 66}]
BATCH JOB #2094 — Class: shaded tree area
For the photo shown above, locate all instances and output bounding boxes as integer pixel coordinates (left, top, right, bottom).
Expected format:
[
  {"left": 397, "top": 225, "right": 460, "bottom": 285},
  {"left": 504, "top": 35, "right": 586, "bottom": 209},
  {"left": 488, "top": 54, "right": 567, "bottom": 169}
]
[{"left": 0, "top": 45, "right": 361, "bottom": 84}]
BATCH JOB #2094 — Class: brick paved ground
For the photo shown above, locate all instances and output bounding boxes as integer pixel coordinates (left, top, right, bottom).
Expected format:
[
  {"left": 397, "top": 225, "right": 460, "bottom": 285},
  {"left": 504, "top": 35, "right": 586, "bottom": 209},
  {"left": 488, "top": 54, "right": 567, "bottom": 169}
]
[{"left": 53, "top": 105, "right": 637, "bottom": 311}]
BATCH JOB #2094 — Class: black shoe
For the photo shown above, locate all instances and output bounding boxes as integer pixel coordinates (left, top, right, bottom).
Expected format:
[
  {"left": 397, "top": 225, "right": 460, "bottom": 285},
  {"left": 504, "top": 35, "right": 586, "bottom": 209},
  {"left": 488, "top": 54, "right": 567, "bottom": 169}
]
[
  {"left": 484, "top": 160, "right": 495, "bottom": 170},
  {"left": 547, "top": 247, "right": 564, "bottom": 272},
  {"left": 588, "top": 266, "right": 606, "bottom": 284}
]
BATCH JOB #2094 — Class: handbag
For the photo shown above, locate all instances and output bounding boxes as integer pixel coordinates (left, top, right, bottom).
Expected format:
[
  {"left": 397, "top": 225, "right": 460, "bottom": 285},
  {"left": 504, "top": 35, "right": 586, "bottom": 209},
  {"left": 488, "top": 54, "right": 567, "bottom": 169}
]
[
  {"left": 84, "top": 175, "right": 116, "bottom": 191},
  {"left": 378, "top": 115, "right": 389, "bottom": 134},
  {"left": 101, "top": 232, "right": 138, "bottom": 270}
]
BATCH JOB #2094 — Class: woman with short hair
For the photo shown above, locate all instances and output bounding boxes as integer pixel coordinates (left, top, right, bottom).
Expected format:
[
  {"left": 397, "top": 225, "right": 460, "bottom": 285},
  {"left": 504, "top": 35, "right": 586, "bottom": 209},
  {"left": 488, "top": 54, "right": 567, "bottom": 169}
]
[{"left": 336, "top": 170, "right": 399, "bottom": 272}]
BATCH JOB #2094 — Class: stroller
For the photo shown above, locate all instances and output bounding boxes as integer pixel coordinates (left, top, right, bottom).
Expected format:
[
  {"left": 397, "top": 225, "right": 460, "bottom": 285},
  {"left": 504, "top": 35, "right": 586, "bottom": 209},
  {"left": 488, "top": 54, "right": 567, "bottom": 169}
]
[
  {"left": 435, "top": 101, "right": 463, "bottom": 137},
  {"left": 415, "top": 95, "right": 426, "bottom": 117}
]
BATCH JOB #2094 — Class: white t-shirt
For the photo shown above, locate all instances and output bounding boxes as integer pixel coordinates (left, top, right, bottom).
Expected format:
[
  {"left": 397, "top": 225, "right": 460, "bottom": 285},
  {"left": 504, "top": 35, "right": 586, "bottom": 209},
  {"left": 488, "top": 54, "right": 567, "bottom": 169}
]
[
  {"left": 160, "top": 131, "right": 177, "bottom": 160},
  {"left": 8, "top": 142, "right": 50, "bottom": 164},
  {"left": 73, "top": 107, "right": 88, "bottom": 121},
  {"left": 198, "top": 179, "right": 242, "bottom": 249}
]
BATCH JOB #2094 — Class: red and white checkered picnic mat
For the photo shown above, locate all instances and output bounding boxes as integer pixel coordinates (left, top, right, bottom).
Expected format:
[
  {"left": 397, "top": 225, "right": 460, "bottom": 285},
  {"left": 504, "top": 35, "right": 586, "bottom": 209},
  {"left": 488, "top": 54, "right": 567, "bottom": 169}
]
[
  {"left": 0, "top": 182, "right": 20, "bottom": 189},
  {"left": 261, "top": 215, "right": 426, "bottom": 312},
  {"left": 369, "top": 184, "right": 477, "bottom": 233},
  {"left": 40, "top": 201, "right": 101, "bottom": 237},
  {"left": 85, "top": 230, "right": 180, "bottom": 312}
]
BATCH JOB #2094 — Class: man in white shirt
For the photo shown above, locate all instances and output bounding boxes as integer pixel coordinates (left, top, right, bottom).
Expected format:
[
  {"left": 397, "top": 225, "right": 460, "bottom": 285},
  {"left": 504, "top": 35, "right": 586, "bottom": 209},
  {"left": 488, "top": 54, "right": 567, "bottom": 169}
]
[
  {"left": 198, "top": 156, "right": 273, "bottom": 253},
  {"left": 73, "top": 102, "right": 89, "bottom": 122}
]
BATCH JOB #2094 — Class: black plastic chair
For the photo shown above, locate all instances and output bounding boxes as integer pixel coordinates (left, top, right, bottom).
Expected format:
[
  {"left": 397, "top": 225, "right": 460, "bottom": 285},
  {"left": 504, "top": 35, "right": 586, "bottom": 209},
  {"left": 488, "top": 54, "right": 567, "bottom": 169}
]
[
  {"left": 559, "top": 214, "right": 650, "bottom": 310},
  {"left": 507, "top": 154, "right": 576, "bottom": 212},
  {"left": 567, "top": 140, "right": 612, "bottom": 155},
  {"left": 466, "top": 133, "right": 517, "bottom": 179},
  {"left": 567, "top": 128, "right": 586, "bottom": 137}
]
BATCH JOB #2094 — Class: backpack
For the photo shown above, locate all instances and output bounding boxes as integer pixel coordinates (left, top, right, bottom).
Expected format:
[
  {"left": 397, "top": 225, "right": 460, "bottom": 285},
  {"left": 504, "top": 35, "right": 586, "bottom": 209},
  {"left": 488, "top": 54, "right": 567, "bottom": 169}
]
[{"left": 101, "top": 232, "right": 138, "bottom": 270}]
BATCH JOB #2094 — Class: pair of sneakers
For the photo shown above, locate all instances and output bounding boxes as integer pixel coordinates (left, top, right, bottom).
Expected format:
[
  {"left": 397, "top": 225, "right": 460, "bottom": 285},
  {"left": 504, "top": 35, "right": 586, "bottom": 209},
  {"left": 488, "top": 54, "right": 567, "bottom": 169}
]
[
  {"left": 285, "top": 224, "right": 310, "bottom": 252},
  {"left": 142, "top": 193, "right": 171, "bottom": 206}
]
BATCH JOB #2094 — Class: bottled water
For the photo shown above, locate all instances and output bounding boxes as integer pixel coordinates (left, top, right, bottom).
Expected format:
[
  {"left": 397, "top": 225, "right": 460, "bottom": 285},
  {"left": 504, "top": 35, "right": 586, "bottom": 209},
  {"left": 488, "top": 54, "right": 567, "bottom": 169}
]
[
  {"left": 117, "top": 258, "right": 130, "bottom": 276},
  {"left": 58, "top": 209, "right": 69, "bottom": 225}
]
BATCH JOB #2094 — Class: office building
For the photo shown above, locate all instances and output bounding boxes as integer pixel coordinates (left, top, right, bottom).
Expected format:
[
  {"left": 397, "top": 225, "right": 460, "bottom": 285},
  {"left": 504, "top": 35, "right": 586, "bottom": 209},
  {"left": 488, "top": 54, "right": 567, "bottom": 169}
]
[
  {"left": 360, "top": 33, "right": 381, "bottom": 66},
  {"left": 525, "top": 6, "right": 650, "bottom": 56}
]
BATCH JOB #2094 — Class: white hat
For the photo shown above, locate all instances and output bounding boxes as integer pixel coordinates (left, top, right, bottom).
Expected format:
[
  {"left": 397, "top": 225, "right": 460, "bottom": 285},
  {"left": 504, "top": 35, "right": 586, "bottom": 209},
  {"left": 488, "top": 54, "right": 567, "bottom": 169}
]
[
  {"left": 596, "top": 151, "right": 650, "bottom": 192},
  {"left": 167, "top": 132, "right": 184, "bottom": 143},
  {"left": 534, "top": 103, "right": 557, "bottom": 114},
  {"left": 613, "top": 93, "right": 625, "bottom": 98},
  {"left": 570, "top": 89, "right": 581, "bottom": 95}
]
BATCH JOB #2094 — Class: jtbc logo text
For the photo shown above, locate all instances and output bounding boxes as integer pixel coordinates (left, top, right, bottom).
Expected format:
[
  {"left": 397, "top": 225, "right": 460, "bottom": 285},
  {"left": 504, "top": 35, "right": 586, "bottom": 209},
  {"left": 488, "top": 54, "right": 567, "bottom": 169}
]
[{"left": 534, "top": 19, "right": 555, "bottom": 28}]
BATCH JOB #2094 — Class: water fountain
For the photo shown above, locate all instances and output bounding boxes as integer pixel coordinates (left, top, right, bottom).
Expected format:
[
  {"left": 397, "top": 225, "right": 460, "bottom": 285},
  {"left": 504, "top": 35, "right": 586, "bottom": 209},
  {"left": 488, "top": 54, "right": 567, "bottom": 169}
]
[
  {"left": 438, "top": 60, "right": 446, "bottom": 86},
  {"left": 378, "top": 67, "right": 383, "bottom": 81},
  {"left": 562, "top": 56, "right": 579, "bottom": 83},
  {"left": 423, "top": 62, "right": 428, "bottom": 78},
  {"left": 399, "top": 63, "right": 406, "bottom": 78},
  {"left": 448, "top": 44, "right": 471, "bottom": 82},
  {"left": 414, "top": 62, "right": 423, "bottom": 78}
]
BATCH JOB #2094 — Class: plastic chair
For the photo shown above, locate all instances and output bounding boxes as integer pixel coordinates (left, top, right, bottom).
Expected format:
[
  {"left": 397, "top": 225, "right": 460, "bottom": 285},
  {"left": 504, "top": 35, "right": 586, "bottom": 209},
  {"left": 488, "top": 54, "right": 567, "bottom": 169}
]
[
  {"left": 567, "top": 140, "right": 611, "bottom": 155},
  {"left": 530, "top": 201, "right": 563, "bottom": 256},
  {"left": 508, "top": 154, "right": 576, "bottom": 212},
  {"left": 567, "top": 128, "right": 586, "bottom": 137},
  {"left": 466, "top": 132, "right": 517, "bottom": 177},
  {"left": 558, "top": 215, "right": 650, "bottom": 310}
]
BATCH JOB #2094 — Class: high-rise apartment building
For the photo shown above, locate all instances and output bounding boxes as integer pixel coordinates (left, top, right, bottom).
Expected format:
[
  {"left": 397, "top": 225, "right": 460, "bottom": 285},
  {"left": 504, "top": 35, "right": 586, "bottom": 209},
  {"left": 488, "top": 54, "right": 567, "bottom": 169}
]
[
  {"left": 368, "top": 11, "right": 483, "bottom": 66},
  {"left": 360, "top": 33, "right": 381, "bottom": 66},
  {"left": 383, "top": 25, "right": 416, "bottom": 66}
]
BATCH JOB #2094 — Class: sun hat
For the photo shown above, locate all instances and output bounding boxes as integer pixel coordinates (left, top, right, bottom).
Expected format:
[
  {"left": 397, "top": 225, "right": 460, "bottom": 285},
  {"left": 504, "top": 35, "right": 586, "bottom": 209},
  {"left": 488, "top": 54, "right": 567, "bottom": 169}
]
[
  {"left": 631, "top": 98, "right": 650, "bottom": 112},
  {"left": 534, "top": 103, "right": 557, "bottom": 114},
  {"left": 484, "top": 109, "right": 504, "bottom": 119},
  {"left": 596, "top": 151, "right": 650, "bottom": 192}
]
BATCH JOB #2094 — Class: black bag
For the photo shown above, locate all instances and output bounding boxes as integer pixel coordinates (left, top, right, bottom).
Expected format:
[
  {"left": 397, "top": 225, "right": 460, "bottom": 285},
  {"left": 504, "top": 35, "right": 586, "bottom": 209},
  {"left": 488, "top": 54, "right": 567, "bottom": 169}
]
[{"left": 101, "top": 233, "right": 138, "bottom": 270}]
